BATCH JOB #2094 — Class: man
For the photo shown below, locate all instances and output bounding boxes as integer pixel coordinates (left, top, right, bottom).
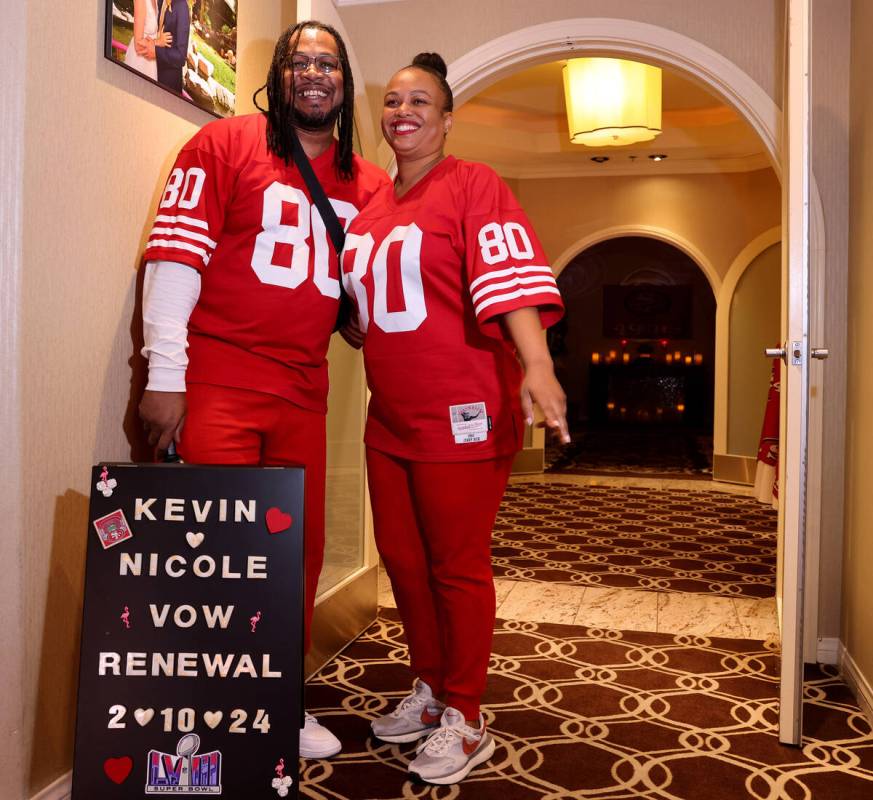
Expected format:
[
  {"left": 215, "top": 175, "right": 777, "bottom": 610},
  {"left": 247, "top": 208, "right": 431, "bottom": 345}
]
[
  {"left": 154, "top": 0, "right": 190, "bottom": 94},
  {"left": 138, "top": 20, "right": 390, "bottom": 758}
]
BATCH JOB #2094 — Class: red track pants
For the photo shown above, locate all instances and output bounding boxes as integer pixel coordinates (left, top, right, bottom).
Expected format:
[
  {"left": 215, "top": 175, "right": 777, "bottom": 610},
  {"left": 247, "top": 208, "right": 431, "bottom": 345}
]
[
  {"left": 179, "top": 383, "right": 326, "bottom": 653},
  {"left": 366, "top": 447, "right": 513, "bottom": 720}
]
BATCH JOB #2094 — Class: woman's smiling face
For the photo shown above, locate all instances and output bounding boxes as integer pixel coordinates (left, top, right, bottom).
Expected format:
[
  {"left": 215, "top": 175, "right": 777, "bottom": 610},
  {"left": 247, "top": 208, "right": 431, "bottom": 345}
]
[{"left": 381, "top": 68, "right": 452, "bottom": 160}]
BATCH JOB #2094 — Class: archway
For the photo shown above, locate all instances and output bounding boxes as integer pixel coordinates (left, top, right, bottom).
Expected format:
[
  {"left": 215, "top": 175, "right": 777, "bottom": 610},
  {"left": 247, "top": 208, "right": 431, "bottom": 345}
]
[
  {"left": 551, "top": 236, "right": 717, "bottom": 477},
  {"left": 440, "top": 17, "right": 825, "bottom": 662}
]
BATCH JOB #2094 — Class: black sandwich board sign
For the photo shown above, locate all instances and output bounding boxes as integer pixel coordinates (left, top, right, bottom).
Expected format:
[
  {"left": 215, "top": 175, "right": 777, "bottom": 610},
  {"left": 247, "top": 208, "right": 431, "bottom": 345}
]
[{"left": 72, "top": 463, "right": 304, "bottom": 799}]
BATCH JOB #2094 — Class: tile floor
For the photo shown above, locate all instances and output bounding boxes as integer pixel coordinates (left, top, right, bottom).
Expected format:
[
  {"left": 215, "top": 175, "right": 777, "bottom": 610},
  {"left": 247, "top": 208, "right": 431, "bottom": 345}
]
[{"left": 378, "top": 474, "right": 780, "bottom": 645}]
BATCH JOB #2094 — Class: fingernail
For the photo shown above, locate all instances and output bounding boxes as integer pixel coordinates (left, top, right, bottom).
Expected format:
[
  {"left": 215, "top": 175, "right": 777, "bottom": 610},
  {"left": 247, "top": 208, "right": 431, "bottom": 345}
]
[{"left": 526, "top": 417, "right": 533, "bottom": 426}]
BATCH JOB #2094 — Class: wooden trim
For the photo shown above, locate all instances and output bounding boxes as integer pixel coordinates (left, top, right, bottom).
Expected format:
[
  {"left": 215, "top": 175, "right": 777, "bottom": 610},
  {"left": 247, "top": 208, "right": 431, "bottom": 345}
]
[{"left": 305, "top": 565, "right": 378, "bottom": 679}]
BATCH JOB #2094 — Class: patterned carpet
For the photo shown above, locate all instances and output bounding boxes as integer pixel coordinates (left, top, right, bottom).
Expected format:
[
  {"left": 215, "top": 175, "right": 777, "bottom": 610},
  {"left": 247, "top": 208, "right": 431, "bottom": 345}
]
[
  {"left": 547, "top": 428, "right": 713, "bottom": 480},
  {"left": 492, "top": 482, "right": 777, "bottom": 598},
  {"left": 302, "top": 612, "right": 873, "bottom": 799}
]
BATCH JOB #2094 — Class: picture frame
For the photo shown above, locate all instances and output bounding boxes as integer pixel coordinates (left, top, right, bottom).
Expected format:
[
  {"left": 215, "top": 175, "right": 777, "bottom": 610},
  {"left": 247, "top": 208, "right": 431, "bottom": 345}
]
[{"left": 105, "top": 0, "right": 238, "bottom": 119}]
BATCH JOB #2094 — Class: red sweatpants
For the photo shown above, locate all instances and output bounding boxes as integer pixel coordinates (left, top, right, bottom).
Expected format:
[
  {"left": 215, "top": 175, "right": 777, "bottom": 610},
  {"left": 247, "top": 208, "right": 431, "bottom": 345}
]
[
  {"left": 366, "top": 447, "right": 513, "bottom": 721},
  {"left": 179, "top": 383, "right": 326, "bottom": 653}
]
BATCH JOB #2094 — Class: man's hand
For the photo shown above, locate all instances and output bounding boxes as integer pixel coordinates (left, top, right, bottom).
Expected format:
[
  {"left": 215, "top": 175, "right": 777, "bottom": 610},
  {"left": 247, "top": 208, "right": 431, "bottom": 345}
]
[
  {"left": 156, "top": 31, "right": 174, "bottom": 48},
  {"left": 139, "top": 390, "right": 186, "bottom": 451}
]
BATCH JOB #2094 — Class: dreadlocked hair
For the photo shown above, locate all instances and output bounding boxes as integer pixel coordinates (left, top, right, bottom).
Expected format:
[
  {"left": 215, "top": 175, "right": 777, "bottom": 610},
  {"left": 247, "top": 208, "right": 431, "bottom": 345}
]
[
  {"left": 253, "top": 20, "right": 356, "bottom": 182},
  {"left": 409, "top": 52, "right": 453, "bottom": 112}
]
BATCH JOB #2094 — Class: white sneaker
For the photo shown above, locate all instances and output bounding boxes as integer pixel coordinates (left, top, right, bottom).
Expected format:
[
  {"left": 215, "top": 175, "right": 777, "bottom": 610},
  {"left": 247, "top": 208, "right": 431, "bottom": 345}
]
[
  {"left": 371, "top": 679, "right": 446, "bottom": 743},
  {"left": 300, "top": 712, "right": 342, "bottom": 759},
  {"left": 408, "top": 706, "right": 495, "bottom": 785}
]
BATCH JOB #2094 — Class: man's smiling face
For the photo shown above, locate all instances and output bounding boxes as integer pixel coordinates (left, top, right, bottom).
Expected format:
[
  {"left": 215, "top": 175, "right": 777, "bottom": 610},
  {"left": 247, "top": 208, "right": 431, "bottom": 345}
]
[{"left": 283, "top": 27, "right": 344, "bottom": 131}]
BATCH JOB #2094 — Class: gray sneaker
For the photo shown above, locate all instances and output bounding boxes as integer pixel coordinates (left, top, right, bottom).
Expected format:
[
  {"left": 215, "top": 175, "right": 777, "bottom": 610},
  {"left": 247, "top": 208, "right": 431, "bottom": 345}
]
[
  {"left": 408, "top": 707, "right": 495, "bottom": 785},
  {"left": 371, "top": 679, "right": 446, "bottom": 743}
]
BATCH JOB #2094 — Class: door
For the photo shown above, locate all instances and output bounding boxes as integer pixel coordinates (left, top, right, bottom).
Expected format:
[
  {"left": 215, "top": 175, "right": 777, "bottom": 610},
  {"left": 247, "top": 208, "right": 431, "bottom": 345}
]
[{"left": 778, "top": 0, "right": 828, "bottom": 745}]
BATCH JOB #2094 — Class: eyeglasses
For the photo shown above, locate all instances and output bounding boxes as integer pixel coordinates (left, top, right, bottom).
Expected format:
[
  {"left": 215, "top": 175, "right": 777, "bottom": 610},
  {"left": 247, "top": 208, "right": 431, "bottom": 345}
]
[{"left": 289, "top": 55, "right": 341, "bottom": 74}]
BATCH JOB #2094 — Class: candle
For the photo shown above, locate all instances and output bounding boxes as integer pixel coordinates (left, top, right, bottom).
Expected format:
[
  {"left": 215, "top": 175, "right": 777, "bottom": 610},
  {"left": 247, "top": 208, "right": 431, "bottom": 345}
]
[
  {"left": 607, "top": 402, "right": 615, "bottom": 410},
  {"left": 665, "top": 354, "right": 673, "bottom": 364},
  {"left": 622, "top": 352, "right": 630, "bottom": 364},
  {"left": 684, "top": 355, "right": 692, "bottom": 365},
  {"left": 674, "top": 350, "right": 681, "bottom": 360},
  {"left": 608, "top": 350, "right": 617, "bottom": 362},
  {"left": 694, "top": 353, "right": 703, "bottom": 365},
  {"left": 591, "top": 352, "right": 601, "bottom": 364},
  {"left": 677, "top": 403, "right": 686, "bottom": 412}
]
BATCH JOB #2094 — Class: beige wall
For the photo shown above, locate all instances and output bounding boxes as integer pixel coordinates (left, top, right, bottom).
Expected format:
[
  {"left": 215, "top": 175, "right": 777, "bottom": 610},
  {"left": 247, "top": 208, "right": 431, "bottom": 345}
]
[
  {"left": 512, "top": 170, "right": 781, "bottom": 282},
  {"left": 727, "top": 244, "right": 781, "bottom": 455},
  {"left": 811, "top": 0, "right": 850, "bottom": 654},
  {"left": 1, "top": 3, "right": 27, "bottom": 798},
  {"left": 844, "top": 0, "right": 873, "bottom": 696},
  {"left": 7, "top": 2, "right": 287, "bottom": 796}
]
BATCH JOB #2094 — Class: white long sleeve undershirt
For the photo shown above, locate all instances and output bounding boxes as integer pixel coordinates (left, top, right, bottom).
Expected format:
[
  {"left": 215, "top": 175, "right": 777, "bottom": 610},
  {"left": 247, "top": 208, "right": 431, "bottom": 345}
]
[{"left": 141, "top": 260, "right": 201, "bottom": 392}]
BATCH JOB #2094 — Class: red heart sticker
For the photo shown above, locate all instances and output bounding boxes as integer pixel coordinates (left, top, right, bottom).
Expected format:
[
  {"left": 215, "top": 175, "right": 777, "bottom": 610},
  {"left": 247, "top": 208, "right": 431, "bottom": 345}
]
[
  {"left": 266, "top": 507, "right": 293, "bottom": 534},
  {"left": 104, "top": 756, "right": 133, "bottom": 785}
]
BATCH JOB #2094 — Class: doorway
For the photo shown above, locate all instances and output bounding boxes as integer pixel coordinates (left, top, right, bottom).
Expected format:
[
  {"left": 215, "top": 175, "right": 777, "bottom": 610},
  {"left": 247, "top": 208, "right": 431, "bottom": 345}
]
[
  {"left": 549, "top": 236, "right": 717, "bottom": 480},
  {"left": 442, "top": 15, "right": 822, "bottom": 744}
]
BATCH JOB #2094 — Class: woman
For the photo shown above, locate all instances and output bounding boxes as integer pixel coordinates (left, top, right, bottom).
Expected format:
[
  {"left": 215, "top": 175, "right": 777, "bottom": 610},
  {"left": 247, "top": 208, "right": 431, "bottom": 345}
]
[
  {"left": 124, "top": 0, "right": 171, "bottom": 81},
  {"left": 342, "top": 53, "right": 569, "bottom": 785}
]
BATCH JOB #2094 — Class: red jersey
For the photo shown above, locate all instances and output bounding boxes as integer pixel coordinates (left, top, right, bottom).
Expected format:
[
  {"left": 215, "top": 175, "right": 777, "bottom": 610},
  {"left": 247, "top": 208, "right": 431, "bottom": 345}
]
[
  {"left": 343, "top": 157, "right": 563, "bottom": 461},
  {"left": 143, "top": 113, "right": 390, "bottom": 413}
]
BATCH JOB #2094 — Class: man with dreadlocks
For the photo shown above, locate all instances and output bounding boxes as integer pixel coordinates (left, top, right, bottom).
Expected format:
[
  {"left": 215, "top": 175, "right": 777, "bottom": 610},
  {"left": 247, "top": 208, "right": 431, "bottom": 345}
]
[{"left": 137, "top": 21, "right": 390, "bottom": 759}]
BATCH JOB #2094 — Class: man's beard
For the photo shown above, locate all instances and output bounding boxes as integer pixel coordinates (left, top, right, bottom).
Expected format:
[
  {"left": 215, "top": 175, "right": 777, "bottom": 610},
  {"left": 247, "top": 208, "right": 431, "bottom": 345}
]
[{"left": 292, "top": 102, "right": 341, "bottom": 132}]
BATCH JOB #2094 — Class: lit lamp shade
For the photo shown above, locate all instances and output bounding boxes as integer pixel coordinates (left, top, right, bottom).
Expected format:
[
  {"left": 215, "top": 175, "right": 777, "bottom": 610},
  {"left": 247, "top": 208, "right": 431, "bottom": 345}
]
[{"left": 563, "top": 58, "right": 662, "bottom": 147}]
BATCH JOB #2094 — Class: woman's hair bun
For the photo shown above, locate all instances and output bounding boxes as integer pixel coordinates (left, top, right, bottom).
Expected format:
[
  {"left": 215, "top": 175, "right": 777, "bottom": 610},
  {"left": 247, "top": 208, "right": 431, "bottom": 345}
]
[{"left": 412, "top": 52, "right": 448, "bottom": 78}]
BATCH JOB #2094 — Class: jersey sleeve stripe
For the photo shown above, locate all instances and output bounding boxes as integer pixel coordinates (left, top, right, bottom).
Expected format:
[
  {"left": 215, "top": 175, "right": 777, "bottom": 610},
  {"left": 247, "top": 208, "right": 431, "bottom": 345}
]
[
  {"left": 474, "top": 285, "right": 563, "bottom": 316},
  {"left": 145, "top": 238, "right": 212, "bottom": 267},
  {"left": 471, "top": 274, "right": 559, "bottom": 305},
  {"left": 469, "top": 264, "right": 555, "bottom": 293},
  {"left": 149, "top": 226, "right": 218, "bottom": 249},
  {"left": 154, "top": 213, "right": 210, "bottom": 231}
]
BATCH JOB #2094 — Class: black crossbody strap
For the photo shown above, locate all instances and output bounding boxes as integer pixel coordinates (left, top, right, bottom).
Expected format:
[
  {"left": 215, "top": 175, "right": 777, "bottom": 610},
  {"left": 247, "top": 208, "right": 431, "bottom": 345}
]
[{"left": 290, "top": 133, "right": 346, "bottom": 256}]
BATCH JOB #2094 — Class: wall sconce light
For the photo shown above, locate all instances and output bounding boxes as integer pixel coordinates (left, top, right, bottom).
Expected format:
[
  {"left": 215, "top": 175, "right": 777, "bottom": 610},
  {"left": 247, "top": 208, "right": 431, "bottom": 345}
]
[{"left": 563, "top": 58, "right": 662, "bottom": 147}]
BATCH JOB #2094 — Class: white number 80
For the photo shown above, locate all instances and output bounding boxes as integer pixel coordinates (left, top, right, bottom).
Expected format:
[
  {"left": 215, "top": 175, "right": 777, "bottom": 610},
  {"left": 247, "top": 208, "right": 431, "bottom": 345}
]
[{"left": 477, "top": 221, "right": 534, "bottom": 265}]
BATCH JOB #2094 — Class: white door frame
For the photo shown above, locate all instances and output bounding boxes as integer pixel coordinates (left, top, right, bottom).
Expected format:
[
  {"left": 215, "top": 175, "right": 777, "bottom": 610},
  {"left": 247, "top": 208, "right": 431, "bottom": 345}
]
[
  {"left": 779, "top": 0, "right": 812, "bottom": 744},
  {"left": 442, "top": 16, "right": 822, "bottom": 739}
]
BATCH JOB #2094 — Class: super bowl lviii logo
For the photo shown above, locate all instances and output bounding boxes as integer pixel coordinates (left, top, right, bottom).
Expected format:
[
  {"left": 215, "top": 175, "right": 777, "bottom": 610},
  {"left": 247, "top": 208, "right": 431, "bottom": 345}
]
[{"left": 146, "top": 734, "right": 222, "bottom": 794}]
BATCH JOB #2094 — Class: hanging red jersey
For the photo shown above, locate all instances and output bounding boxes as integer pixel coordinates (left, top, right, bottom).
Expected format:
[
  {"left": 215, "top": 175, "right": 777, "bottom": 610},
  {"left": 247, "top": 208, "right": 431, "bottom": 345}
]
[
  {"left": 143, "top": 113, "right": 390, "bottom": 413},
  {"left": 343, "top": 156, "right": 563, "bottom": 461}
]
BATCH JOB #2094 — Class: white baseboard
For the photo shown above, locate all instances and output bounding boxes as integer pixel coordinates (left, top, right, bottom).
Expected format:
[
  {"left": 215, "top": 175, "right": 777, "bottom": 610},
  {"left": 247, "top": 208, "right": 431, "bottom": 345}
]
[
  {"left": 817, "top": 636, "right": 840, "bottom": 665},
  {"left": 839, "top": 642, "right": 873, "bottom": 726},
  {"left": 31, "top": 772, "right": 70, "bottom": 800}
]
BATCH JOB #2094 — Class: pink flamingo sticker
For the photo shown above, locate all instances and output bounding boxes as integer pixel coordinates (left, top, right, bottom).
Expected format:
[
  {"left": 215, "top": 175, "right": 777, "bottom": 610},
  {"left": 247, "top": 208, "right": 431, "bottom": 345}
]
[
  {"left": 96, "top": 466, "right": 118, "bottom": 497},
  {"left": 250, "top": 610, "right": 262, "bottom": 633},
  {"left": 271, "top": 758, "right": 292, "bottom": 796},
  {"left": 120, "top": 606, "right": 131, "bottom": 629}
]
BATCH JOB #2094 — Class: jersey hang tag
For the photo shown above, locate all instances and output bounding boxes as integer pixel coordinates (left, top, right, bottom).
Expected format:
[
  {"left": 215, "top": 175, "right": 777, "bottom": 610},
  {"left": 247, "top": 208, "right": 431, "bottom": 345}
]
[{"left": 450, "top": 402, "right": 489, "bottom": 444}]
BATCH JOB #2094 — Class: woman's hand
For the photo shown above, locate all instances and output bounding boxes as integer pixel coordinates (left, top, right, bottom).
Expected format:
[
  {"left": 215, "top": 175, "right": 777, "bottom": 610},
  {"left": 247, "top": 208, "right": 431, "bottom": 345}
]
[
  {"left": 520, "top": 361, "right": 570, "bottom": 444},
  {"left": 134, "top": 37, "right": 150, "bottom": 56},
  {"left": 156, "top": 30, "right": 174, "bottom": 48},
  {"left": 338, "top": 313, "right": 365, "bottom": 349},
  {"left": 503, "top": 307, "right": 570, "bottom": 444}
]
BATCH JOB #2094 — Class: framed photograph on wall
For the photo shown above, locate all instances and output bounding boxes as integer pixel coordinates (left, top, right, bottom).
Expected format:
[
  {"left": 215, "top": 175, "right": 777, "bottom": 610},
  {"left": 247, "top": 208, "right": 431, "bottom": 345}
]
[{"left": 105, "top": 0, "right": 238, "bottom": 118}]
